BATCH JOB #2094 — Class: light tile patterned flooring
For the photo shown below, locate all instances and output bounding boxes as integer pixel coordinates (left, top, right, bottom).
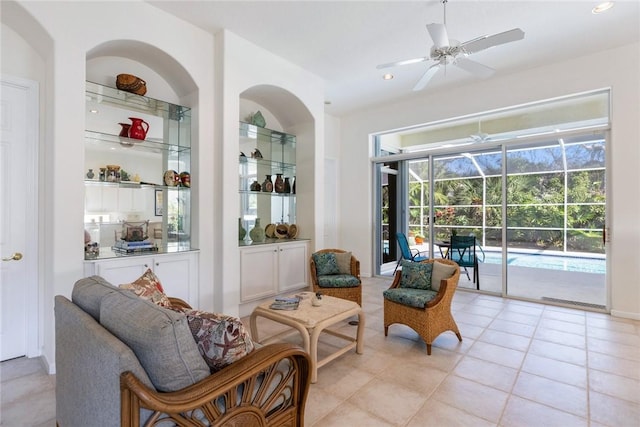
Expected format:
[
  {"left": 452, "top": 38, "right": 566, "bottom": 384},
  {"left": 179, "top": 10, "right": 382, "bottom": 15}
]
[{"left": 2, "top": 276, "right": 639, "bottom": 426}]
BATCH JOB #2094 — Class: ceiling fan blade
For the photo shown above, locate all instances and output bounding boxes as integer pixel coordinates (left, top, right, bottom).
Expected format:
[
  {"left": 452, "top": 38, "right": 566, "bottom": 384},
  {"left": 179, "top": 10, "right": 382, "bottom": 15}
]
[
  {"left": 455, "top": 57, "right": 495, "bottom": 78},
  {"left": 426, "top": 23, "right": 450, "bottom": 48},
  {"left": 376, "top": 57, "right": 429, "bottom": 70},
  {"left": 413, "top": 63, "right": 441, "bottom": 91},
  {"left": 460, "top": 28, "right": 525, "bottom": 55}
]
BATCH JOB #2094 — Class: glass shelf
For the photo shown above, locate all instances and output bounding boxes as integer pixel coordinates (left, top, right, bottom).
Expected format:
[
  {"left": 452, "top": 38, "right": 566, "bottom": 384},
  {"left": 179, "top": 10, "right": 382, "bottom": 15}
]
[
  {"left": 86, "top": 81, "right": 191, "bottom": 124},
  {"left": 84, "top": 180, "right": 191, "bottom": 190},
  {"left": 85, "top": 130, "right": 191, "bottom": 155}
]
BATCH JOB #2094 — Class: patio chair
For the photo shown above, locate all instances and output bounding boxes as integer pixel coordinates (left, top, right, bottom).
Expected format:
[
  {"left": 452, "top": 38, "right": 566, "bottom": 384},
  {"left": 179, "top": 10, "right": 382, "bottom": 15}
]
[
  {"left": 449, "top": 235, "right": 481, "bottom": 289},
  {"left": 310, "top": 249, "right": 362, "bottom": 306},
  {"left": 394, "top": 232, "right": 429, "bottom": 274},
  {"left": 383, "top": 259, "right": 462, "bottom": 354}
]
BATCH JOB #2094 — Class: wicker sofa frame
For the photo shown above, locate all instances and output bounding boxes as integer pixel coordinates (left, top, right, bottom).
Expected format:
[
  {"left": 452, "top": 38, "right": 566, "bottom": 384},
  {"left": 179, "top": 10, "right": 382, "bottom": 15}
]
[
  {"left": 383, "top": 259, "right": 462, "bottom": 355},
  {"left": 310, "top": 248, "right": 362, "bottom": 306}
]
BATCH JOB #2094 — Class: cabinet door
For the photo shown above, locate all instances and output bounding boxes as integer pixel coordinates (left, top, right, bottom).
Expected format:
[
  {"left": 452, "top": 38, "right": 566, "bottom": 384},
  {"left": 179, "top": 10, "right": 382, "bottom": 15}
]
[
  {"left": 153, "top": 254, "right": 195, "bottom": 303},
  {"left": 240, "top": 245, "right": 278, "bottom": 302},
  {"left": 278, "top": 242, "right": 309, "bottom": 293},
  {"left": 93, "top": 256, "right": 153, "bottom": 286}
]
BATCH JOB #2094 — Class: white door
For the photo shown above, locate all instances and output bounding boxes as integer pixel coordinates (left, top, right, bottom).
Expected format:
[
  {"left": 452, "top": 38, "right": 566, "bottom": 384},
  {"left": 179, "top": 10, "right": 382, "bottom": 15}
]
[{"left": 0, "top": 76, "right": 38, "bottom": 361}]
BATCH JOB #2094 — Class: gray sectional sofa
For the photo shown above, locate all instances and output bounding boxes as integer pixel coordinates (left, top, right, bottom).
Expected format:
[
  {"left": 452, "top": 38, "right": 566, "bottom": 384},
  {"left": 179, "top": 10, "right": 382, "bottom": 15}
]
[{"left": 55, "top": 275, "right": 311, "bottom": 426}]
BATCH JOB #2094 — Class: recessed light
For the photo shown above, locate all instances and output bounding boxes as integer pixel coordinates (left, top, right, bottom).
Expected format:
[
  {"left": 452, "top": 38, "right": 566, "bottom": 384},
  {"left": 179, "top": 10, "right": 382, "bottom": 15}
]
[
  {"left": 592, "top": 1, "right": 614, "bottom": 14},
  {"left": 89, "top": 109, "right": 99, "bottom": 114},
  {"left": 383, "top": 73, "right": 394, "bottom": 80},
  {"left": 324, "top": 101, "right": 332, "bottom": 105}
]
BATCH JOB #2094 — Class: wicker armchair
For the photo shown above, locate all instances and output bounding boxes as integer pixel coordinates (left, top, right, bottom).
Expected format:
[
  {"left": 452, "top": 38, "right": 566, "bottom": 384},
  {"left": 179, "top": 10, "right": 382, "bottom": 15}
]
[
  {"left": 310, "top": 249, "right": 362, "bottom": 306},
  {"left": 383, "top": 259, "right": 462, "bottom": 355}
]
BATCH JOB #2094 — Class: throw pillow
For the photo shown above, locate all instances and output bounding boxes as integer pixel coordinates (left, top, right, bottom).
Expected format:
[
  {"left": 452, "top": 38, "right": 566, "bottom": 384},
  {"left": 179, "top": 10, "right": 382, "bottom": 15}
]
[
  {"left": 313, "top": 252, "right": 340, "bottom": 276},
  {"left": 431, "top": 260, "right": 458, "bottom": 291},
  {"left": 399, "top": 260, "right": 433, "bottom": 290},
  {"left": 334, "top": 252, "right": 352, "bottom": 274},
  {"left": 181, "top": 309, "right": 255, "bottom": 372},
  {"left": 119, "top": 268, "right": 172, "bottom": 308}
]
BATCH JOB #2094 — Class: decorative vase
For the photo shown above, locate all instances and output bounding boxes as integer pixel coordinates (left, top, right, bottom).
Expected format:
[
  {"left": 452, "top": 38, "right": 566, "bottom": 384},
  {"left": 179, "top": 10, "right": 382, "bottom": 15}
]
[
  {"left": 250, "top": 180, "right": 261, "bottom": 191},
  {"left": 274, "top": 173, "right": 285, "bottom": 193},
  {"left": 128, "top": 117, "right": 149, "bottom": 140},
  {"left": 283, "top": 177, "right": 291, "bottom": 193},
  {"left": 292, "top": 176, "right": 296, "bottom": 194},
  {"left": 99, "top": 167, "right": 106, "bottom": 181},
  {"left": 249, "top": 218, "right": 265, "bottom": 243},
  {"left": 238, "top": 218, "right": 246, "bottom": 241},
  {"left": 262, "top": 175, "right": 273, "bottom": 192},
  {"left": 118, "top": 123, "right": 131, "bottom": 137},
  {"left": 86, "top": 169, "right": 95, "bottom": 179}
]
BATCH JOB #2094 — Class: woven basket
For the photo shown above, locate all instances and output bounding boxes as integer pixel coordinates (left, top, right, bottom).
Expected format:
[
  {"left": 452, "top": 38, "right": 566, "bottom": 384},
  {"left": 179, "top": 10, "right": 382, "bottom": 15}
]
[{"left": 116, "top": 74, "right": 147, "bottom": 96}]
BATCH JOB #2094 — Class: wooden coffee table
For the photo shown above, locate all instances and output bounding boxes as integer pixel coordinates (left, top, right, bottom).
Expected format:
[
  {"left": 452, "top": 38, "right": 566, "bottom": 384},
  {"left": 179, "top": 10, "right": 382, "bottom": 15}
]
[{"left": 250, "top": 293, "right": 365, "bottom": 383}]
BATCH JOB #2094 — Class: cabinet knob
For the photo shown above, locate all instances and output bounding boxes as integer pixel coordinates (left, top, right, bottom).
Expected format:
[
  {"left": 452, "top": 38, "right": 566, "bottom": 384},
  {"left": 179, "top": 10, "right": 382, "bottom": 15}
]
[
  {"left": 155, "top": 262, "right": 159, "bottom": 266},
  {"left": 144, "top": 264, "right": 148, "bottom": 268}
]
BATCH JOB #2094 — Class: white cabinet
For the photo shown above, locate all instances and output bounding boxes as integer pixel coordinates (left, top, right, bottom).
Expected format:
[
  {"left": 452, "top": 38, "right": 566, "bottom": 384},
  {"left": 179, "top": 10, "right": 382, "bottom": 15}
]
[
  {"left": 239, "top": 241, "right": 309, "bottom": 302},
  {"left": 84, "top": 251, "right": 199, "bottom": 305}
]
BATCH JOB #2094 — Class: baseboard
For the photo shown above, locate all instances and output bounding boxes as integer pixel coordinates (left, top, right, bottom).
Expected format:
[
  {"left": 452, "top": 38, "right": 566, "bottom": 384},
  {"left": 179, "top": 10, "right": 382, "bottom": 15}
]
[
  {"left": 610, "top": 309, "right": 640, "bottom": 321},
  {"left": 40, "top": 354, "right": 56, "bottom": 375}
]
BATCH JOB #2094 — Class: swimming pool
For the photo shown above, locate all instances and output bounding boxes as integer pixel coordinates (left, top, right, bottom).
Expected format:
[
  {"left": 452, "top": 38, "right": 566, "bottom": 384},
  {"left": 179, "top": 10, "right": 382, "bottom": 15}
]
[{"left": 482, "top": 252, "right": 606, "bottom": 274}]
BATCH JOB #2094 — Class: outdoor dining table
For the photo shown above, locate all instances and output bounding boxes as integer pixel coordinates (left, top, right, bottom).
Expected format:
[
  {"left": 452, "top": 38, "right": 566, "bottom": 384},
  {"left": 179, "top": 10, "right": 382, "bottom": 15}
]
[{"left": 435, "top": 239, "right": 474, "bottom": 259}]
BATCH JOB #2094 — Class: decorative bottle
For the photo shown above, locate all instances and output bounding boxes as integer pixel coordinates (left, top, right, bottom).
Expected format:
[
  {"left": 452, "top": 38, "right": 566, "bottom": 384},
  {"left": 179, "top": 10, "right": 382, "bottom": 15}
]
[
  {"left": 274, "top": 173, "right": 285, "bottom": 193},
  {"left": 262, "top": 175, "right": 273, "bottom": 192},
  {"left": 283, "top": 177, "right": 291, "bottom": 193},
  {"left": 249, "top": 218, "right": 265, "bottom": 243},
  {"left": 238, "top": 218, "right": 246, "bottom": 241},
  {"left": 86, "top": 169, "right": 95, "bottom": 179},
  {"left": 292, "top": 176, "right": 296, "bottom": 194}
]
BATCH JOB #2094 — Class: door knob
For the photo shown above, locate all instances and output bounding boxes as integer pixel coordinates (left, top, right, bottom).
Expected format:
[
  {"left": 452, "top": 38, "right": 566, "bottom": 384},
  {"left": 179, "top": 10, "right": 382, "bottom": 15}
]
[{"left": 2, "top": 252, "right": 23, "bottom": 261}]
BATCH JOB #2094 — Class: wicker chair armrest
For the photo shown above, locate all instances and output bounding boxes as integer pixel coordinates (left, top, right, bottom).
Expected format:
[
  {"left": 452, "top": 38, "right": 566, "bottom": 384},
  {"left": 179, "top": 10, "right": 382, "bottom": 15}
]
[
  {"left": 388, "top": 271, "right": 402, "bottom": 289},
  {"left": 121, "top": 343, "right": 311, "bottom": 426},
  {"left": 167, "top": 297, "right": 191, "bottom": 310}
]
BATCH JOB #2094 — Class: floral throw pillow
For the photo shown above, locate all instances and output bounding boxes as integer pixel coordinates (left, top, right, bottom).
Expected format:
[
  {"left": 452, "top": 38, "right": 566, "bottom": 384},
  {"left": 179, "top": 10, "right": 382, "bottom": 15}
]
[
  {"left": 313, "top": 252, "right": 340, "bottom": 276},
  {"left": 119, "top": 268, "right": 172, "bottom": 308},
  {"left": 399, "top": 260, "right": 433, "bottom": 290},
  {"left": 181, "top": 309, "right": 255, "bottom": 372}
]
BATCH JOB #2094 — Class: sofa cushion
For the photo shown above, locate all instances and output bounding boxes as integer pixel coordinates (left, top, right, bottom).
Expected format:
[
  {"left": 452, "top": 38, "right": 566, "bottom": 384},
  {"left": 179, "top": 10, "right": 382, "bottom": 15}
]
[
  {"left": 100, "top": 290, "right": 210, "bottom": 392},
  {"left": 119, "top": 268, "right": 172, "bottom": 308},
  {"left": 313, "top": 252, "right": 340, "bottom": 276},
  {"left": 181, "top": 309, "right": 255, "bottom": 372},
  {"left": 334, "top": 252, "right": 352, "bottom": 274},
  {"left": 383, "top": 288, "right": 438, "bottom": 309},
  {"left": 431, "top": 261, "right": 458, "bottom": 291},
  {"left": 399, "top": 260, "right": 433, "bottom": 290},
  {"left": 317, "top": 274, "right": 360, "bottom": 288},
  {"left": 71, "top": 275, "right": 122, "bottom": 321}
]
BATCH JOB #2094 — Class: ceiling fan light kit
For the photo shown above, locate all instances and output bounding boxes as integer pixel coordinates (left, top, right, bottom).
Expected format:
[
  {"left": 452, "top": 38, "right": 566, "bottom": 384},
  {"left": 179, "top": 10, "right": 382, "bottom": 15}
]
[{"left": 377, "top": 0, "right": 525, "bottom": 91}]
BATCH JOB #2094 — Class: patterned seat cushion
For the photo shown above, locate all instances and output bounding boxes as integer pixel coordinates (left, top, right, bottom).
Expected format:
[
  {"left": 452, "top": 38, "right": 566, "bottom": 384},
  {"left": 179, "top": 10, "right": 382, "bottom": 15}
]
[
  {"left": 383, "top": 288, "right": 438, "bottom": 309},
  {"left": 317, "top": 274, "right": 360, "bottom": 288}
]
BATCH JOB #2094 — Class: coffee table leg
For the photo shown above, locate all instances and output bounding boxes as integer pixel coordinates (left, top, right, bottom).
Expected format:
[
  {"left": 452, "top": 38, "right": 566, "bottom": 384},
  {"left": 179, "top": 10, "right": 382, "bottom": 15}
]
[
  {"left": 309, "top": 327, "right": 321, "bottom": 383},
  {"left": 356, "top": 311, "right": 365, "bottom": 354}
]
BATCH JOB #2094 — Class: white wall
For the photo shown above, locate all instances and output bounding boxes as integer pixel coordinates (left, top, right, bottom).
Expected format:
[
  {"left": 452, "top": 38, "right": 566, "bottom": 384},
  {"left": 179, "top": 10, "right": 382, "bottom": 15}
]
[
  {"left": 216, "top": 30, "right": 325, "bottom": 316},
  {"left": 2, "top": 0, "right": 215, "bottom": 372},
  {"left": 339, "top": 43, "right": 640, "bottom": 319}
]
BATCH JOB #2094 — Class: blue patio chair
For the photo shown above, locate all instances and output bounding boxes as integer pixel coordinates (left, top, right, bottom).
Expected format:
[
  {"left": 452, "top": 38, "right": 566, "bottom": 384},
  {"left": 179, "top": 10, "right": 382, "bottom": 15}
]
[
  {"left": 449, "top": 235, "right": 481, "bottom": 289},
  {"left": 393, "top": 232, "right": 429, "bottom": 274}
]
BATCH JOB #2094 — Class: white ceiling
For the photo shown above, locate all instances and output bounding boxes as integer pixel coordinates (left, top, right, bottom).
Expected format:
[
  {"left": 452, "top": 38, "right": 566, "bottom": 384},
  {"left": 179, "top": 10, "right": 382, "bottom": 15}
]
[{"left": 148, "top": 1, "right": 640, "bottom": 117}]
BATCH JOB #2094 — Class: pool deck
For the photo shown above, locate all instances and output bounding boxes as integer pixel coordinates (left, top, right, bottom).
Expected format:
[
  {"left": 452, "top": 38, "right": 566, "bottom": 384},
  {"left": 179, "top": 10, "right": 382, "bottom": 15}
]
[{"left": 381, "top": 247, "right": 607, "bottom": 310}]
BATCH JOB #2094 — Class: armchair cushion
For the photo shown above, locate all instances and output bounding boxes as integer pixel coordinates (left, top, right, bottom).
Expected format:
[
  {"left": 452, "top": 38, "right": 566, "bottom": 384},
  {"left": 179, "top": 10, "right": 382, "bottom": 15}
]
[
  {"left": 119, "top": 268, "right": 172, "bottom": 308},
  {"left": 399, "top": 260, "right": 433, "bottom": 290},
  {"left": 181, "top": 309, "right": 255, "bottom": 372},
  {"left": 312, "top": 252, "right": 340, "bottom": 275},
  {"left": 100, "top": 290, "right": 210, "bottom": 392},
  {"left": 334, "top": 251, "right": 352, "bottom": 274},
  {"left": 431, "top": 260, "right": 458, "bottom": 291},
  {"left": 317, "top": 274, "right": 361, "bottom": 288},
  {"left": 383, "top": 288, "right": 438, "bottom": 309}
]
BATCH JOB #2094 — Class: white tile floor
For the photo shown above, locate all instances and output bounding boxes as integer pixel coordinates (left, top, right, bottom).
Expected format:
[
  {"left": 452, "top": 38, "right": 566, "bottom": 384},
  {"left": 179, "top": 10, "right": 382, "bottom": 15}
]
[{"left": 2, "top": 276, "right": 639, "bottom": 426}]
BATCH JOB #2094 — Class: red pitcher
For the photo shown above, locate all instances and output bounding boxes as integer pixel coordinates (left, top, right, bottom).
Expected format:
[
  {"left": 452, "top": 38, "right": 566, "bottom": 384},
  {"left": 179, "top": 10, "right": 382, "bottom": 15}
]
[{"left": 128, "top": 117, "right": 149, "bottom": 140}]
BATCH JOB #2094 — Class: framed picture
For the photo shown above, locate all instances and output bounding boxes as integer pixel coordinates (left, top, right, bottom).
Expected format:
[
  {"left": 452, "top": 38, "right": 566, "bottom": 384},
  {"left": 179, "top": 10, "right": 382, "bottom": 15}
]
[{"left": 155, "top": 189, "right": 163, "bottom": 216}]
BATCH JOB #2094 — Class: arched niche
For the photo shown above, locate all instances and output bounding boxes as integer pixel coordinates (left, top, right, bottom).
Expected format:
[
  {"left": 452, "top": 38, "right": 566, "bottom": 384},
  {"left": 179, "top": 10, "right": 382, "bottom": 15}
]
[
  {"left": 240, "top": 85, "right": 314, "bottom": 130},
  {"left": 86, "top": 40, "right": 197, "bottom": 104}
]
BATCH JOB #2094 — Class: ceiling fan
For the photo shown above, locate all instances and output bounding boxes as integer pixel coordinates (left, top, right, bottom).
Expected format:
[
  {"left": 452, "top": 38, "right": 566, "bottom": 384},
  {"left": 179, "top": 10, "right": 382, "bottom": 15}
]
[
  {"left": 470, "top": 120, "right": 491, "bottom": 143},
  {"left": 377, "top": 0, "right": 525, "bottom": 91}
]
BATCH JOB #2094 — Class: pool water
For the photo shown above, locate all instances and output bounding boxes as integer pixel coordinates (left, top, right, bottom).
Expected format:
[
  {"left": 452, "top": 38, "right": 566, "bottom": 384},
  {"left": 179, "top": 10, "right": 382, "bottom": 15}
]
[{"left": 482, "top": 252, "right": 605, "bottom": 274}]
